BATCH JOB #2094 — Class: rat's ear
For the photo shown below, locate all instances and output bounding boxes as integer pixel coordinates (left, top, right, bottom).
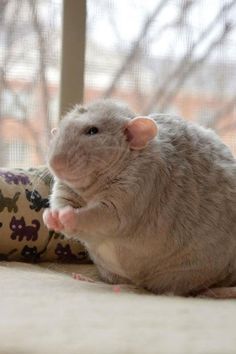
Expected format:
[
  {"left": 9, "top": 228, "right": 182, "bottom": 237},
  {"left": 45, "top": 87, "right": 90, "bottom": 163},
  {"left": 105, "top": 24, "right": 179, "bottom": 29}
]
[
  {"left": 74, "top": 104, "right": 87, "bottom": 114},
  {"left": 124, "top": 117, "right": 158, "bottom": 150},
  {"left": 51, "top": 128, "right": 57, "bottom": 136}
]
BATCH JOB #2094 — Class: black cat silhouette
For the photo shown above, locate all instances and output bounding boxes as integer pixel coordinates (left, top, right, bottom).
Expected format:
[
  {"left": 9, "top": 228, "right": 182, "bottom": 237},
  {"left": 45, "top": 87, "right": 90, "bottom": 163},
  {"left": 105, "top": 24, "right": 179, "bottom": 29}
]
[
  {"left": 55, "top": 243, "right": 77, "bottom": 262},
  {"left": 10, "top": 216, "right": 40, "bottom": 241},
  {"left": 77, "top": 250, "right": 90, "bottom": 262},
  {"left": 49, "top": 230, "right": 65, "bottom": 240},
  {"left": 55, "top": 243, "right": 90, "bottom": 263},
  {"left": 21, "top": 245, "right": 39, "bottom": 262},
  {"left": 0, "top": 190, "right": 20, "bottom": 213},
  {"left": 25, "top": 189, "right": 49, "bottom": 212}
]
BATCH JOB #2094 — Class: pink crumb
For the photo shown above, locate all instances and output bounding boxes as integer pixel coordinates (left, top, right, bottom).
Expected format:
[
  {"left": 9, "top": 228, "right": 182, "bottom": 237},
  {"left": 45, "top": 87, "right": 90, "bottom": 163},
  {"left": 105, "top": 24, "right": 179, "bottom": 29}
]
[{"left": 113, "top": 285, "right": 121, "bottom": 293}]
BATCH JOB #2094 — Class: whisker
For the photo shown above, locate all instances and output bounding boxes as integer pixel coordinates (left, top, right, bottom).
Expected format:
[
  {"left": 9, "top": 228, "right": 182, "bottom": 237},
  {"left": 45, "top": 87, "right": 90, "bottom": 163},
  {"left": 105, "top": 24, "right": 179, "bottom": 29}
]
[{"left": 30, "top": 167, "right": 54, "bottom": 199}]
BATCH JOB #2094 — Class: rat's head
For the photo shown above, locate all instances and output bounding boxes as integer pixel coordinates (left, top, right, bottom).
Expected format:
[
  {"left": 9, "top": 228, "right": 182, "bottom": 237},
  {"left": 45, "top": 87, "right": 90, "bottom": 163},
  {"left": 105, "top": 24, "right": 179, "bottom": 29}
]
[{"left": 48, "top": 99, "right": 158, "bottom": 190}]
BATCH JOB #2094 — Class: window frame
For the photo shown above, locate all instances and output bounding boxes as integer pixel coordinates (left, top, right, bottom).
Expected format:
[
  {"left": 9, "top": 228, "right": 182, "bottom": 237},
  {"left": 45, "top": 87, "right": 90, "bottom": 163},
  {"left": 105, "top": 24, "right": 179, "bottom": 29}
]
[{"left": 59, "top": 0, "right": 86, "bottom": 118}]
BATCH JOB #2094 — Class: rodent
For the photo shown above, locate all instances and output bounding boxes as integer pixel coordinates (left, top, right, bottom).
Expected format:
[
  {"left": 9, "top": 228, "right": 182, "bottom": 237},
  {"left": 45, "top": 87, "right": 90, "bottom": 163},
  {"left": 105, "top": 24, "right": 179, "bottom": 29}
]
[{"left": 43, "top": 99, "right": 236, "bottom": 297}]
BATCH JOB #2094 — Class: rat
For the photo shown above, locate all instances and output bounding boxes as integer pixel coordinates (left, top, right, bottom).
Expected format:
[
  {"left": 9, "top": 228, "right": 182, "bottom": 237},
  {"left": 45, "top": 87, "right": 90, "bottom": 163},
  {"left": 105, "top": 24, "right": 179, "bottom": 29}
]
[{"left": 43, "top": 99, "right": 236, "bottom": 297}]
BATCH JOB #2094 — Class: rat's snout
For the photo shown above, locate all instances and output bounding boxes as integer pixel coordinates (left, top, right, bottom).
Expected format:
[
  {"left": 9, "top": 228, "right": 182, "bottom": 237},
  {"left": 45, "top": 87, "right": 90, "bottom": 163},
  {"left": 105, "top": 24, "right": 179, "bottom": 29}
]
[{"left": 49, "top": 154, "right": 67, "bottom": 176}]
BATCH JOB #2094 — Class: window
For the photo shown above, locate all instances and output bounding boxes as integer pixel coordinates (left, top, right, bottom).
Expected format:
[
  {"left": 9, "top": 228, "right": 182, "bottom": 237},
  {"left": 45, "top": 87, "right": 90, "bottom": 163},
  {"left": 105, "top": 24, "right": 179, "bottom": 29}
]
[
  {"left": 2, "top": 139, "right": 31, "bottom": 167},
  {"left": 0, "top": 0, "right": 62, "bottom": 167},
  {"left": 85, "top": 0, "right": 236, "bottom": 154},
  {"left": 0, "top": 0, "right": 236, "bottom": 167}
]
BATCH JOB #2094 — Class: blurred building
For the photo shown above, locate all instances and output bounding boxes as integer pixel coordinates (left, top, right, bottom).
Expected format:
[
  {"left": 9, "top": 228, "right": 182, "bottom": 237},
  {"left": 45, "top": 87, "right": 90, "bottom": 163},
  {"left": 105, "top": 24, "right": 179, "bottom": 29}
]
[{"left": 0, "top": 1, "right": 236, "bottom": 167}]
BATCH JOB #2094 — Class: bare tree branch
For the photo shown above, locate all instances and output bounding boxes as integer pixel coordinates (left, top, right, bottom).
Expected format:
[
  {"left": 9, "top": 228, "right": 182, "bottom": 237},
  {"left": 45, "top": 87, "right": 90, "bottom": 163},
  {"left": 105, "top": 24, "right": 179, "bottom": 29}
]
[
  {"left": 30, "top": 0, "right": 51, "bottom": 144},
  {"left": 0, "top": 0, "right": 8, "bottom": 24},
  {"left": 103, "top": 0, "right": 170, "bottom": 98},
  {"left": 211, "top": 95, "right": 236, "bottom": 134},
  {"left": 158, "top": 22, "right": 235, "bottom": 112},
  {"left": 0, "top": 0, "right": 22, "bottom": 117},
  {"left": 2, "top": 74, "right": 46, "bottom": 161},
  {"left": 144, "top": 0, "right": 236, "bottom": 114},
  {"left": 10, "top": 93, "right": 44, "bottom": 161},
  {"left": 0, "top": 0, "right": 23, "bottom": 165},
  {"left": 0, "top": 0, "right": 53, "bottom": 165}
]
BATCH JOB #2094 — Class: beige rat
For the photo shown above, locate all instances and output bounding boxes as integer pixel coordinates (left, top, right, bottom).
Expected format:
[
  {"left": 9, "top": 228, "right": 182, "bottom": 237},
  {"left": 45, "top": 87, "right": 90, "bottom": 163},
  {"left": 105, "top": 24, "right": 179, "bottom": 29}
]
[{"left": 43, "top": 99, "right": 236, "bottom": 297}]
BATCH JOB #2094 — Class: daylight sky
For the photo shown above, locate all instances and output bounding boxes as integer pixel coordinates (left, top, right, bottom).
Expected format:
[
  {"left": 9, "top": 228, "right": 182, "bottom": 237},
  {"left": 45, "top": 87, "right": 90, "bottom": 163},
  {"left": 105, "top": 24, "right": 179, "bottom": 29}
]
[{"left": 87, "top": 0, "right": 236, "bottom": 62}]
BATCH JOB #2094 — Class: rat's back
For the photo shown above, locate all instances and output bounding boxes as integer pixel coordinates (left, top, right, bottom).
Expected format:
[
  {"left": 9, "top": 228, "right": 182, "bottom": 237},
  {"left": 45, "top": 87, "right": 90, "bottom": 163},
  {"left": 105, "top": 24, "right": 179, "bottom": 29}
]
[{"left": 131, "top": 114, "right": 236, "bottom": 294}]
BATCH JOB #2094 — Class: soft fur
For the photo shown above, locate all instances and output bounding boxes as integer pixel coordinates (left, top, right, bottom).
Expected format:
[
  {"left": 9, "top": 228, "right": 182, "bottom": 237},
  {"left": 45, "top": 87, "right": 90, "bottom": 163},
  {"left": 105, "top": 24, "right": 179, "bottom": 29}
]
[{"left": 45, "top": 99, "right": 236, "bottom": 296}]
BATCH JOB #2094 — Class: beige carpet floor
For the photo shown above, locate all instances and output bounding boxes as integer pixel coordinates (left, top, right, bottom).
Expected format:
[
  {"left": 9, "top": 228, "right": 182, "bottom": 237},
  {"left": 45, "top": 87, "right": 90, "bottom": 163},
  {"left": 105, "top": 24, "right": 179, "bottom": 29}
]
[{"left": 0, "top": 261, "right": 235, "bottom": 354}]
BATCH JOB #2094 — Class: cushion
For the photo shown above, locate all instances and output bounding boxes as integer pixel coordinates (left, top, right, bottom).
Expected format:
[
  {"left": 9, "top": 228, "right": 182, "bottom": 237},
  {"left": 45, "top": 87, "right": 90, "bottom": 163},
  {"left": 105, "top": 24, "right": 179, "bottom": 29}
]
[{"left": 0, "top": 166, "right": 90, "bottom": 263}]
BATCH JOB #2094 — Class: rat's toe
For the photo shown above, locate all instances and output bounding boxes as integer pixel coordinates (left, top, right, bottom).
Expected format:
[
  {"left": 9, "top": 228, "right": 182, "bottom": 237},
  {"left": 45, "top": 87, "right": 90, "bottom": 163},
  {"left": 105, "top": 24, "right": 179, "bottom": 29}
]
[{"left": 59, "top": 206, "right": 78, "bottom": 230}]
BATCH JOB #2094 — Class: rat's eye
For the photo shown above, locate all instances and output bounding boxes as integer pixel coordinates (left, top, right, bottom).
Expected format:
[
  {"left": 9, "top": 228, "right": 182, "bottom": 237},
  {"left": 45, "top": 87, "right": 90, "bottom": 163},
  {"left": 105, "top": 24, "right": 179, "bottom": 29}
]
[{"left": 85, "top": 127, "right": 99, "bottom": 135}]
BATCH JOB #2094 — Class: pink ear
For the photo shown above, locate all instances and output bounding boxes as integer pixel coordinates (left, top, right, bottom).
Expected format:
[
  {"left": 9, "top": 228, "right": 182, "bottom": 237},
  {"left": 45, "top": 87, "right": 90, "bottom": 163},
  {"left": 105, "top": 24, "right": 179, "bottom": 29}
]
[
  {"left": 125, "top": 117, "right": 158, "bottom": 150},
  {"left": 51, "top": 128, "right": 58, "bottom": 136}
]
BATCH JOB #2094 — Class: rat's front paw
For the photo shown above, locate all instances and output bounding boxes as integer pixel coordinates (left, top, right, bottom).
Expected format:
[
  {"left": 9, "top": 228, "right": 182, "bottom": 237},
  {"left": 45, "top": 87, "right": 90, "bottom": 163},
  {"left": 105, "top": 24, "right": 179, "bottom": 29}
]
[
  {"left": 43, "top": 208, "right": 64, "bottom": 232},
  {"left": 58, "top": 206, "right": 79, "bottom": 235}
]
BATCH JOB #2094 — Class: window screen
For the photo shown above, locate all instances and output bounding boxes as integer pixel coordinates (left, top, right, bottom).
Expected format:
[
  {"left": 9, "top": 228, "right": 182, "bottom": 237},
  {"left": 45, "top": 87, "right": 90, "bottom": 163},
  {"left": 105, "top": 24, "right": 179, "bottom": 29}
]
[
  {"left": 1, "top": 0, "right": 236, "bottom": 168},
  {"left": 85, "top": 0, "right": 236, "bottom": 154},
  {"left": 0, "top": 0, "right": 62, "bottom": 167}
]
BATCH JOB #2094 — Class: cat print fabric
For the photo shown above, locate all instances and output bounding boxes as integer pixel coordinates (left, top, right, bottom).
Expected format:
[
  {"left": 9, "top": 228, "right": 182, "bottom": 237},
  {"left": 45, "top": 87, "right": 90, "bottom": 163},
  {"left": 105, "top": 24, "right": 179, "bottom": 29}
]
[
  {"left": 0, "top": 190, "right": 20, "bottom": 213},
  {"left": 21, "top": 245, "right": 39, "bottom": 262},
  {"left": 0, "top": 166, "right": 90, "bottom": 263},
  {"left": 25, "top": 189, "right": 49, "bottom": 211},
  {"left": 0, "top": 171, "right": 30, "bottom": 185},
  {"left": 55, "top": 243, "right": 90, "bottom": 263},
  {"left": 10, "top": 216, "right": 40, "bottom": 242}
]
